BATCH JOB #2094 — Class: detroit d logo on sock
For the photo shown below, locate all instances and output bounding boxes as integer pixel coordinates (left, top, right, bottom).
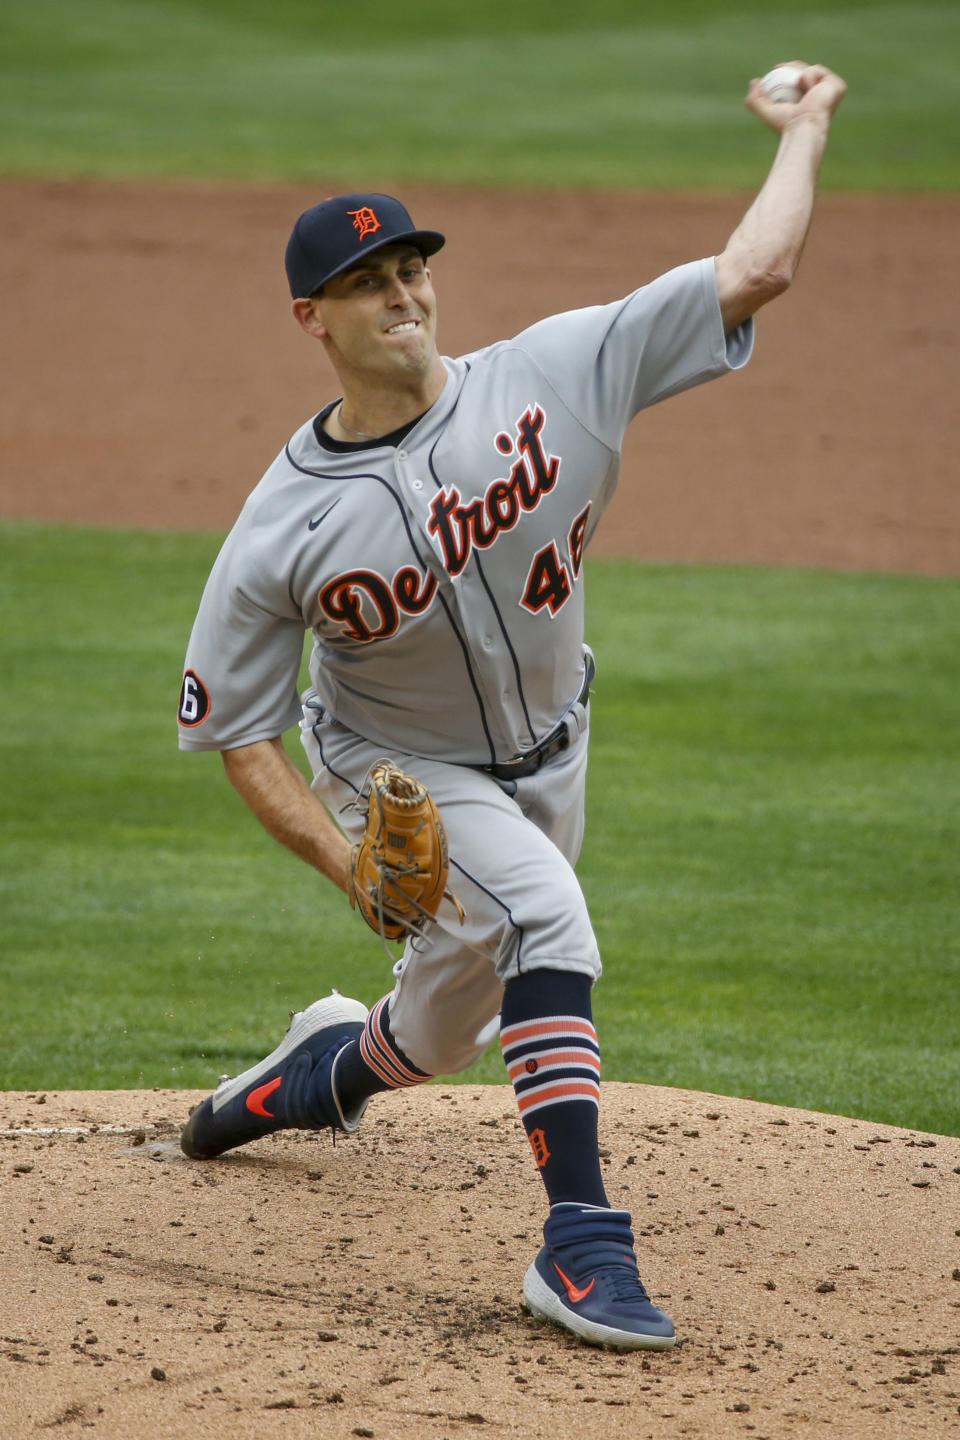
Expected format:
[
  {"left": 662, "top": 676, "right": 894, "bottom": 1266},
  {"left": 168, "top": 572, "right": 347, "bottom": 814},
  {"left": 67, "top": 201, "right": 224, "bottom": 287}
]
[{"left": 528, "top": 1128, "right": 551, "bottom": 1168}]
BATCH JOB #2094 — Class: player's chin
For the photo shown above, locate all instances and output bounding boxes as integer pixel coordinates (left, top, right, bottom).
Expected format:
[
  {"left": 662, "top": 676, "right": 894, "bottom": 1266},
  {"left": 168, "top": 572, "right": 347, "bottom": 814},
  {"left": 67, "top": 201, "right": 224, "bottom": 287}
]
[{"left": 388, "top": 330, "right": 435, "bottom": 370}]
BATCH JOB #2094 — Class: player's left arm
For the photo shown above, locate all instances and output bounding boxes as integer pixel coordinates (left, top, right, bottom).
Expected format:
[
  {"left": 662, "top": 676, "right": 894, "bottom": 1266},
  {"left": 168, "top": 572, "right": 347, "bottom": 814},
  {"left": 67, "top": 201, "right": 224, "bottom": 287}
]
[
  {"left": 221, "top": 736, "right": 352, "bottom": 894},
  {"left": 715, "top": 63, "right": 847, "bottom": 333}
]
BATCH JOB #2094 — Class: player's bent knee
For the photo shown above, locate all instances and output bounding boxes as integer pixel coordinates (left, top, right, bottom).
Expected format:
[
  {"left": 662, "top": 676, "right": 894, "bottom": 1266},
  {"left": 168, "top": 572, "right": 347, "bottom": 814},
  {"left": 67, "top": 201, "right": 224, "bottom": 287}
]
[{"left": 393, "top": 1011, "right": 501, "bottom": 1077}]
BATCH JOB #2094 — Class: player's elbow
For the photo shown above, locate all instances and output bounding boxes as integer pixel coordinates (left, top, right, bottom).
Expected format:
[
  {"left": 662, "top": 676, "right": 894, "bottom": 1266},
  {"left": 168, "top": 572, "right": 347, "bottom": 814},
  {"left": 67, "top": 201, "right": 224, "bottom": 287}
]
[
  {"left": 759, "top": 260, "right": 794, "bottom": 302},
  {"left": 741, "top": 259, "right": 793, "bottom": 313},
  {"left": 716, "top": 247, "right": 793, "bottom": 330}
]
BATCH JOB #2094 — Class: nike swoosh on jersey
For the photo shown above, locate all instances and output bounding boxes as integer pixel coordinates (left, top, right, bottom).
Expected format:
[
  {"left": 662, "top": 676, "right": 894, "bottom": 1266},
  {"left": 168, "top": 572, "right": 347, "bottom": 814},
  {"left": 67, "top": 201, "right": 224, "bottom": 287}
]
[
  {"left": 553, "top": 1262, "right": 596, "bottom": 1304},
  {"left": 245, "top": 1076, "right": 282, "bottom": 1117},
  {"left": 308, "top": 499, "right": 342, "bottom": 531}
]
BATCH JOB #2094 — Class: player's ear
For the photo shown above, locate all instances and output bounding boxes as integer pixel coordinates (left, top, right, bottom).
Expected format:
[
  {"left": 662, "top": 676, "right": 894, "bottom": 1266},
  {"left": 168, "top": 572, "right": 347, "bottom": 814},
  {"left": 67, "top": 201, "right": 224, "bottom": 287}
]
[{"left": 292, "top": 297, "right": 327, "bottom": 339}]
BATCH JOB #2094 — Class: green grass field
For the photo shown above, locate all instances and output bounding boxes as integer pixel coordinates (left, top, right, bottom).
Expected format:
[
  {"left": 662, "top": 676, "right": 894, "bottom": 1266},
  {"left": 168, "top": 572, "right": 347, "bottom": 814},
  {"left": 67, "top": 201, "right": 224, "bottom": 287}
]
[
  {"left": 2, "top": 525, "right": 957, "bottom": 1136},
  {"left": 1, "top": 0, "right": 958, "bottom": 189},
  {"left": 1, "top": 4, "right": 957, "bottom": 1136}
]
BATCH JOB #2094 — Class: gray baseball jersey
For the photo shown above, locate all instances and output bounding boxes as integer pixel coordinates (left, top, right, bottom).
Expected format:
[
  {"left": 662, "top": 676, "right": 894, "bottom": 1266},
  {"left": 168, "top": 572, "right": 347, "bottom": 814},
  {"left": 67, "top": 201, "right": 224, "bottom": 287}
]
[{"left": 178, "top": 258, "right": 753, "bottom": 764}]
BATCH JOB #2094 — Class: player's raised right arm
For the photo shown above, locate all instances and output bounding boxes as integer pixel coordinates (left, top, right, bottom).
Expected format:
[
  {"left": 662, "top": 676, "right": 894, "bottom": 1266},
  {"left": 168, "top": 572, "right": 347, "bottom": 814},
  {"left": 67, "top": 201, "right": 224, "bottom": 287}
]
[
  {"left": 715, "top": 63, "right": 846, "bottom": 333},
  {"left": 221, "top": 737, "right": 352, "bottom": 895}
]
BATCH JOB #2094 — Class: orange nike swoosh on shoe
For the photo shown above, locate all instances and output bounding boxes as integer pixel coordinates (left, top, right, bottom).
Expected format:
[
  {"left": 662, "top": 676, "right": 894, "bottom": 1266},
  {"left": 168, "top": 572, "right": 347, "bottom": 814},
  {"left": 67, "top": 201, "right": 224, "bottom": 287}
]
[
  {"left": 245, "top": 1077, "right": 282, "bottom": 1117},
  {"left": 553, "top": 1262, "right": 596, "bottom": 1304}
]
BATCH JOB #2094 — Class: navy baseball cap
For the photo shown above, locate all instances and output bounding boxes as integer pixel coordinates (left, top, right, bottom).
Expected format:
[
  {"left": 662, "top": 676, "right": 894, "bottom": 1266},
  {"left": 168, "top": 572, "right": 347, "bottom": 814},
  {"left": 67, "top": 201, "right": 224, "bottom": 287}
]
[{"left": 285, "top": 193, "right": 445, "bottom": 298}]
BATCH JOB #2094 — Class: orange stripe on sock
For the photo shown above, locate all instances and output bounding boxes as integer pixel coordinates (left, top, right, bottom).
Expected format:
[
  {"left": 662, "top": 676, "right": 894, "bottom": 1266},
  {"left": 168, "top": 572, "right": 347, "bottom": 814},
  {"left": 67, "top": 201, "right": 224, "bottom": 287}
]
[
  {"left": 506, "top": 1049, "right": 601, "bottom": 1083},
  {"left": 516, "top": 1081, "right": 600, "bottom": 1113},
  {"left": 369, "top": 999, "right": 418, "bottom": 1081},
  {"left": 359, "top": 1030, "right": 406, "bottom": 1088},
  {"left": 500, "top": 1017, "right": 597, "bottom": 1048},
  {"left": 360, "top": 998, "right": 427, "bottom": 1089}
]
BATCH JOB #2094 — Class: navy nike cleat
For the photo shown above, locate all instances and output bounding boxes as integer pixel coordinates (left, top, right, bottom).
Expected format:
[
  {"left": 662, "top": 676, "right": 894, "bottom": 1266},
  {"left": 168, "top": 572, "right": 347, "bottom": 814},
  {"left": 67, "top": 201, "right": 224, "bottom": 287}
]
[
  {"left": 180, "top": 992, "right": 369, "bottom": 1159},
  {"left": 523, "top": 1203, "right": 676, "bottom": 1350}
]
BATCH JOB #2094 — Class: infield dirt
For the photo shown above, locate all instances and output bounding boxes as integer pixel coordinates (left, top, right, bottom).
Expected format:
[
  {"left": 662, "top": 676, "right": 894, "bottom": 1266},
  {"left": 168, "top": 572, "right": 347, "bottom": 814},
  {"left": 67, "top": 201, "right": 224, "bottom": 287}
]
[
  {"left": 1, "top": 180, "right": 958, "bottom": 1439},
  {"left": 3, "top": 1086, "right": 960, "bottom": 1439},
  {"left": 1, "top": 179, "right": 957, "bottom": 573}
]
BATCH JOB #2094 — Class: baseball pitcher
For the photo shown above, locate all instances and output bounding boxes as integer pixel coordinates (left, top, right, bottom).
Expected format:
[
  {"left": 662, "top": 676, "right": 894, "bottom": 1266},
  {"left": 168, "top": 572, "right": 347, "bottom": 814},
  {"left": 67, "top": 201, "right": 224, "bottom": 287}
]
[{"left": 177, "top": 65, "right": 846, "bottom": 1350}]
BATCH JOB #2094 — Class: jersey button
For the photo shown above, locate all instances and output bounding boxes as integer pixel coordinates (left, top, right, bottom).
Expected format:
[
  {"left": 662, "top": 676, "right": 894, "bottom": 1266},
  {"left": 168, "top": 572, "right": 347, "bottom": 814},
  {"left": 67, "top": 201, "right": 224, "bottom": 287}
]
[
  {"left": 411, "top": 479, "right": 423, "bottom": 490},
  {"left": 398, "top": 449, "right": 408, "bottom": 460}
]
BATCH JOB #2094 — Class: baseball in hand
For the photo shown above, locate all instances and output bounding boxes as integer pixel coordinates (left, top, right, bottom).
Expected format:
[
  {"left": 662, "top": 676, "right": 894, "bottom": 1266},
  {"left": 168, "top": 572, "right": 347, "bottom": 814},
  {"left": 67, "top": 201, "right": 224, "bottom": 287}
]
[{"left": 760, "top": 65, "right": 804, "bottom": 104}]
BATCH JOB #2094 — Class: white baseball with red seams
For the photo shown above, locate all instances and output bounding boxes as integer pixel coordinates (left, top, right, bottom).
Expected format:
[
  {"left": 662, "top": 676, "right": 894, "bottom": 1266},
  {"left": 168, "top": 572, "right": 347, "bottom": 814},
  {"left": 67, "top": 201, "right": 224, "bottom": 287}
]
[{"left": 761, "top": 65, "right": 804, "bottom": 104}]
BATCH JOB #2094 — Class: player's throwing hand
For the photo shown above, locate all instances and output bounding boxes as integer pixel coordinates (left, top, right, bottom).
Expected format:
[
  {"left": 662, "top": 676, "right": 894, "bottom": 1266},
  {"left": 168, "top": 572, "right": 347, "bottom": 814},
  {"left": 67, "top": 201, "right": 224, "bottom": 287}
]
[{"left": 746, "top": 62, "right": 847, "bottom": 133}]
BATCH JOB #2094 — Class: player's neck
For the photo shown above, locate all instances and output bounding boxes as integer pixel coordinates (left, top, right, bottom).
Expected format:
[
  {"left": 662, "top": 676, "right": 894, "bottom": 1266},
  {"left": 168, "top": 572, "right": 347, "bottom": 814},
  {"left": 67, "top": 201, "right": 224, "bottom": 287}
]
[{"left": 329, "top": 361, "right": 447, "bottom": 443}]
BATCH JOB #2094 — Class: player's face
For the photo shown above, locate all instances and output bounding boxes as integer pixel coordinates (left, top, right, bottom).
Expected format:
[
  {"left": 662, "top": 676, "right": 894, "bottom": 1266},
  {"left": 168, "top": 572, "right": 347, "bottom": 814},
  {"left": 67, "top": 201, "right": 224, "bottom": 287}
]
[{"left": 307, "top": 245, "right": 440, "bottom": 382}]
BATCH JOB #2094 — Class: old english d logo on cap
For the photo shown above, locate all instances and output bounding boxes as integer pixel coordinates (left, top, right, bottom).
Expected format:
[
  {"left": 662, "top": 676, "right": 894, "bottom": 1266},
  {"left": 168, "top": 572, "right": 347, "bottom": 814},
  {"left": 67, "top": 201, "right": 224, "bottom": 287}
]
[
  {"left": 284, "top": 192, "right": 445, "bottom": 298},
  {"left": 348, "top": 206, "right": 382, "bottom": 241}
]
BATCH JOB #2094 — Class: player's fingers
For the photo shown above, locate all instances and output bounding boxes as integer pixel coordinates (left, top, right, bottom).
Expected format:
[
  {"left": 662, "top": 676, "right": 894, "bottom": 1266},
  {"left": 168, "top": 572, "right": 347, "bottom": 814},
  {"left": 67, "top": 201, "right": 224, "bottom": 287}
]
[
  {"left": 798, "top": 66, "right": 848, "bottom": 113},
  {"left": 744, "top": 79, "right": 789, "bottom": 131}
]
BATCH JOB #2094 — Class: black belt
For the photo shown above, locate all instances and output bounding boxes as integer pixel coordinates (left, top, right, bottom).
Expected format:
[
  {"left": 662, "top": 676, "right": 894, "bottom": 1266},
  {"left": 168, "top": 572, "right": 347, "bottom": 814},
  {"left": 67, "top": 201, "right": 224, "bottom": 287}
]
[{"left": 479, "top": 655, "right": 595, "bottom": 782}]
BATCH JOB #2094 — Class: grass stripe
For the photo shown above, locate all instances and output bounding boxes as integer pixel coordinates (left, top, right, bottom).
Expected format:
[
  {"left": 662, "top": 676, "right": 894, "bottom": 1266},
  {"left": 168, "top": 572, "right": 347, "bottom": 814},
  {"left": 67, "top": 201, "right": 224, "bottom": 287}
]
[
  {"left": 2, "top": 523, "right": 957, "bottom": 1133},
  {"left": 0, "top": 2, "right": 957, "bottom": 189}
]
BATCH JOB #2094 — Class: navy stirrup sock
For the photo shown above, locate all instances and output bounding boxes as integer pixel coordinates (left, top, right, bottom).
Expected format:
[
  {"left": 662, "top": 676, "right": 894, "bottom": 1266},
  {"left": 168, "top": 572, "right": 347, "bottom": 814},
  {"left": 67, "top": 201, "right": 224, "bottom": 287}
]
[
  {"left": 501, "top": 970, "right": 609, "bottom": 1209},
  {"left": 332, "top": 996, "right": 432, "bottom": 1113}
]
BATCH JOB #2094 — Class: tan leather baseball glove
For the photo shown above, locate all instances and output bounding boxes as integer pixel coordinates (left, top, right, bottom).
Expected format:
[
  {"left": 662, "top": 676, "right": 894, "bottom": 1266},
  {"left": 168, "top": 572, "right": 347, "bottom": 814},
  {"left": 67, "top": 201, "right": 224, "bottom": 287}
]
[{"left": 348, "top": 761, "right": 464, "bottom": 941}]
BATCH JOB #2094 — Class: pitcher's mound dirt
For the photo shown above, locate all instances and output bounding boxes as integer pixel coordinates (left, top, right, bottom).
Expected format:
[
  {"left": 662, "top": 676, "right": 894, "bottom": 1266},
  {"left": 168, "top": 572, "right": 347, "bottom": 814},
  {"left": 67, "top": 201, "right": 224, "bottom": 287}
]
[{"left": 3, "top": 1085, "right": 958, "bottom": 1439}]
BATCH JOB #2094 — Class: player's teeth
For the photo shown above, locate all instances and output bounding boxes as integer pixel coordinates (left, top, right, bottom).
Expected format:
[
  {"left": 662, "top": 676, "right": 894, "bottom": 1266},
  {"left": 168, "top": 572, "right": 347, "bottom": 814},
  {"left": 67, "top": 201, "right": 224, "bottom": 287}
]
[{"left": 389, "top": 321, "right": 417, "bottom": 333}]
